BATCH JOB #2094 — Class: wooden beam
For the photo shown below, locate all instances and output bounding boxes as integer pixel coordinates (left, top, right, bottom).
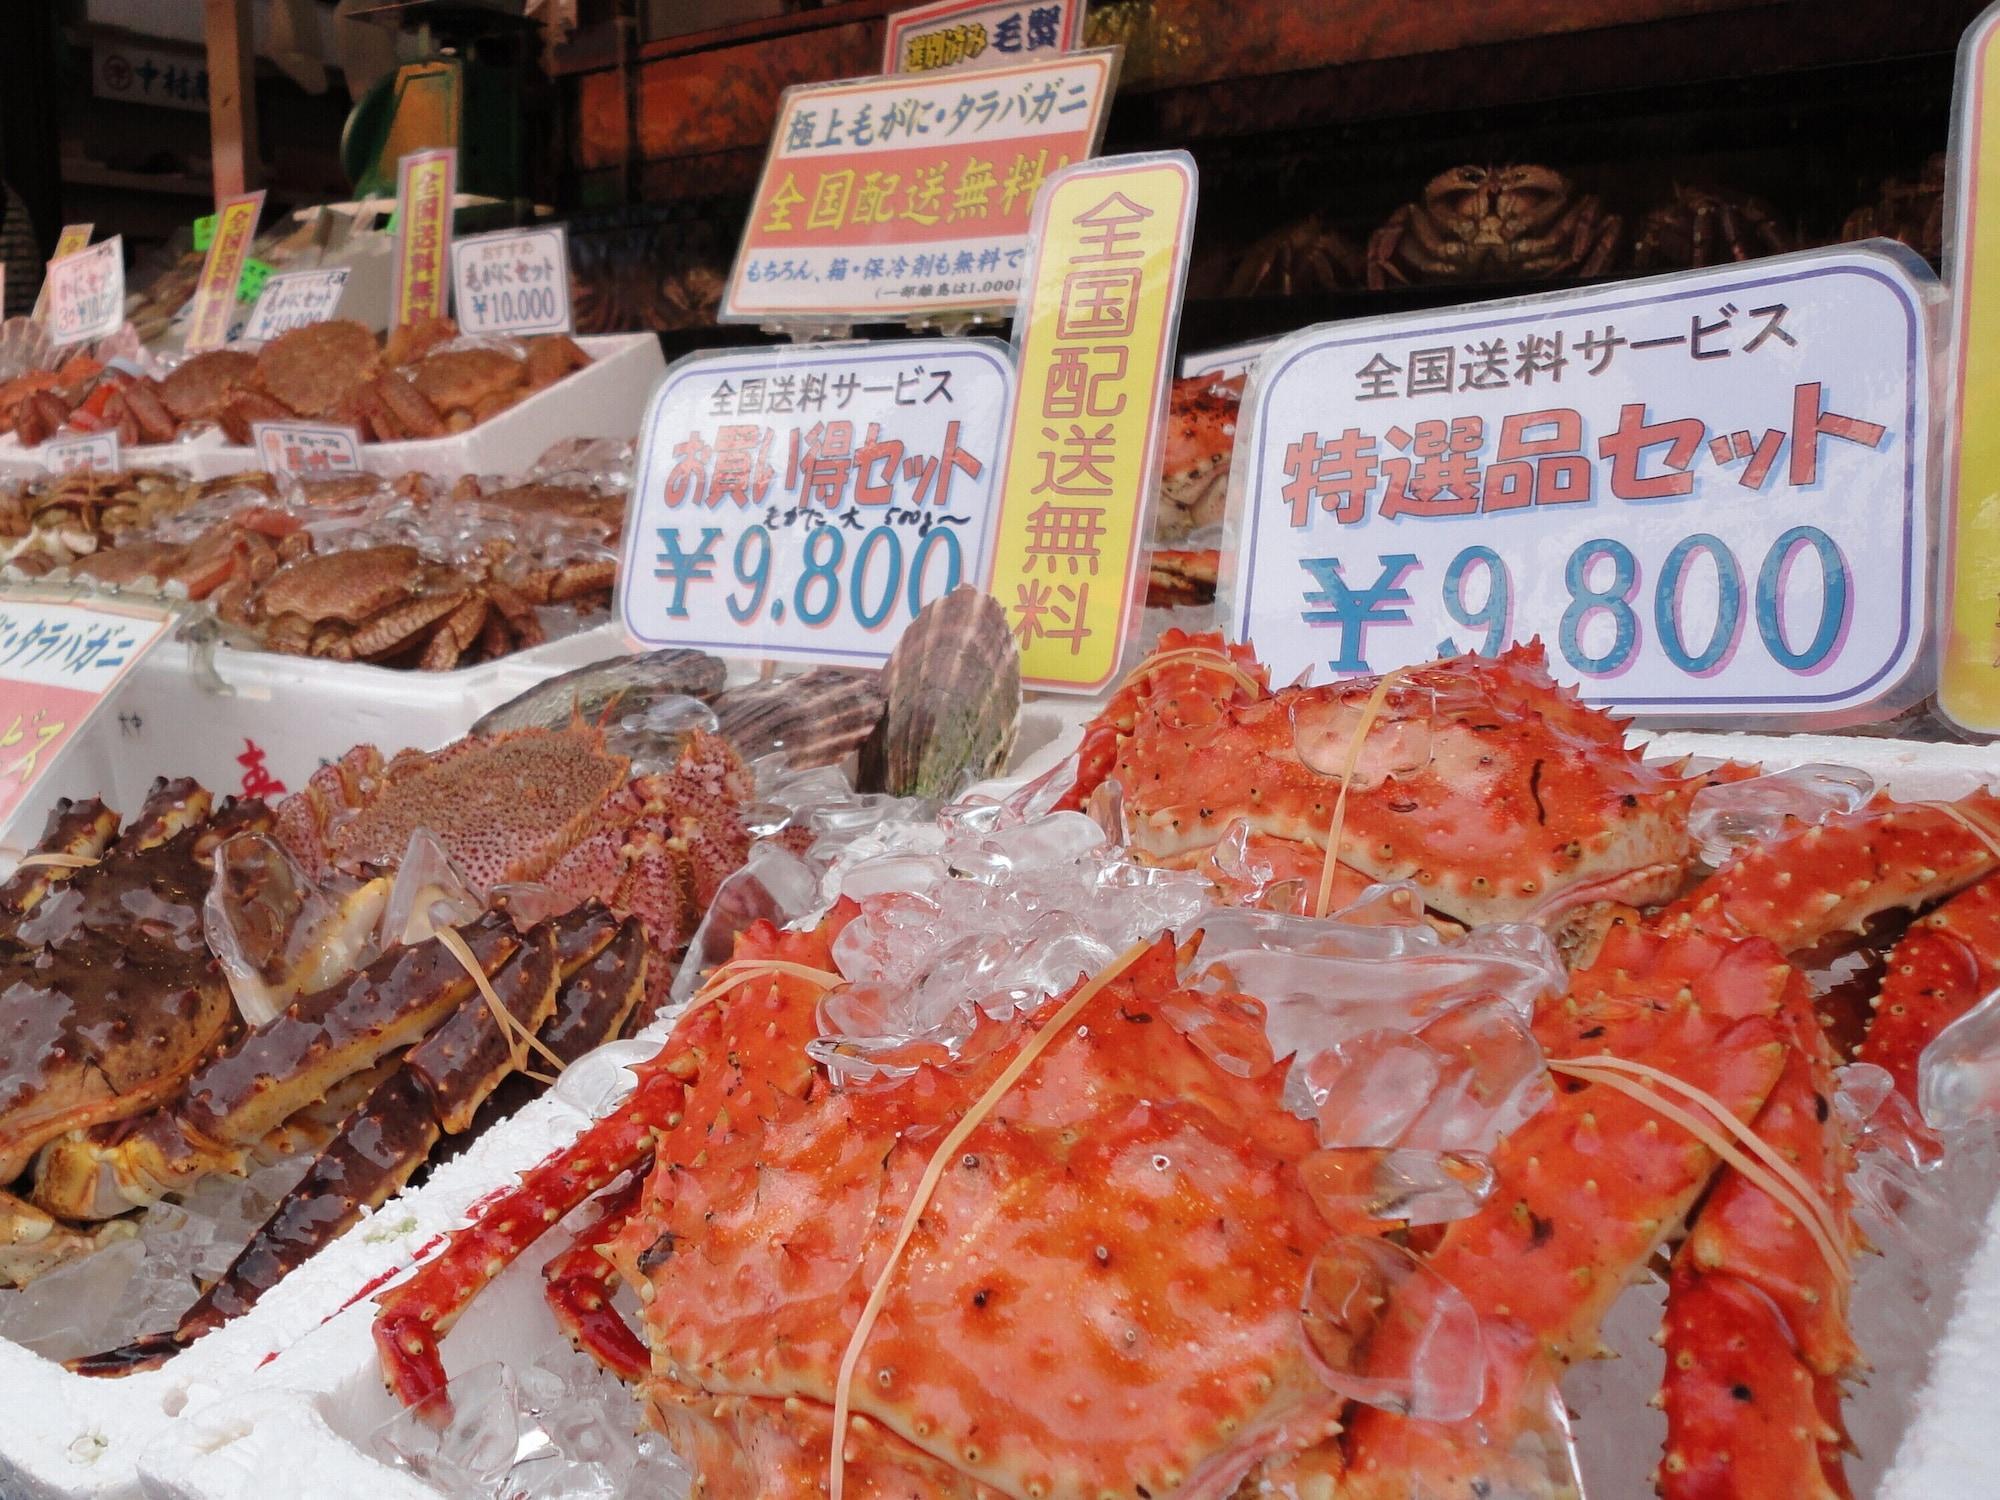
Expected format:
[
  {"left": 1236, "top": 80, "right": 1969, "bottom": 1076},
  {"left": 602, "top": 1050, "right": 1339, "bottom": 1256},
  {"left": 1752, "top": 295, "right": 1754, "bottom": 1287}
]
[{"left": 204, "top": 0, "right": 259, "bottom": 199}]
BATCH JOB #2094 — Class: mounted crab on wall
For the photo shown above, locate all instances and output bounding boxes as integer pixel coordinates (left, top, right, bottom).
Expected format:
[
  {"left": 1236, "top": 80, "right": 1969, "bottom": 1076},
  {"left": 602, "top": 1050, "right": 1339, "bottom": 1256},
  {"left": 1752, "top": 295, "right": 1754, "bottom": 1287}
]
[
  {"left": 1633, "top": 184, "right": 1794, "bottom": 270},
  {"left": 1367, "top": 163, "right": 1625, "bottom": 288}
]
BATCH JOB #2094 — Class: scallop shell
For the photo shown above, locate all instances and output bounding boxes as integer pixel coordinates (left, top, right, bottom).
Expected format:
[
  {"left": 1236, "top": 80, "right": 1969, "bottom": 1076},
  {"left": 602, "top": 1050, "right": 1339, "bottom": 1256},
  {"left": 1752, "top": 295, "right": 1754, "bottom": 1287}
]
[
  {"left": 471, "top": 649, "right": 727, "bottom": 736},
  {"left": 859, "top": 585, "right": 1020, "bottom": 800},
  {"left": 711, "top": 667, "right": 887, "bottom": 770}
]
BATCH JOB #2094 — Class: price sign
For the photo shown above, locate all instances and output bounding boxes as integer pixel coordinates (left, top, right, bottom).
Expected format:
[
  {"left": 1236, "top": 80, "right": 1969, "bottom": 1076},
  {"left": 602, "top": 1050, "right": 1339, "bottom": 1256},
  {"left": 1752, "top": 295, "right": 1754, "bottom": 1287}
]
[
  {"left": 986, "top": 152, "right": 1197, "bottom": 692},
  {"left": 883, "top": 0, "right": 1083, "bottom": 75},
  {"left": 1942, "top": 2, "right": 2000, "bottom": 732},
  {"left": 1223, "top": 246, "right": 1937, "bottom": 720},
  {"left": 44, "top": 432, "right": 119, "bottom": 474},
  {"left": 31, "top": 224, "right": 92, "bottom": 324},
  {"left": 722, "top": 49, "right": 1117, "bottom": 325},
  {"left": 449, "top": 226, "right": 573, "bottom": 337},
  {"left": 254, "top": 422, "right": 362, "bottom": 476},
  {"left": 392, "top": 148, "right": 457, "bottom": 326},
  {"left": 45, "top": 237, "right": 125, "bottom": 347},
  {"left": 619, "top": 340, "right": 1014, "bottom": 668},
  {"left": 0, "top": 595, "right": 173, "bottom": 828},
  {"left": 243, "top": 268, "right": 351, "bottom": 342},
  {"left": 186, "top": 191, "right": 265, "bottom": 352}
]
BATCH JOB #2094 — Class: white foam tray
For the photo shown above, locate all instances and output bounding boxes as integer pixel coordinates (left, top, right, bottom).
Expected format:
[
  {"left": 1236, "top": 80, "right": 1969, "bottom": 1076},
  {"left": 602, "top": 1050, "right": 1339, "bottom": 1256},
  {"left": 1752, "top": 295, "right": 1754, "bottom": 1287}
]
[
  {"left": 4, "top": 727, "right": 1998, "bottom": 1498},
  {"left": 0, "top": 335, "right": 662, "bottom": 483}
]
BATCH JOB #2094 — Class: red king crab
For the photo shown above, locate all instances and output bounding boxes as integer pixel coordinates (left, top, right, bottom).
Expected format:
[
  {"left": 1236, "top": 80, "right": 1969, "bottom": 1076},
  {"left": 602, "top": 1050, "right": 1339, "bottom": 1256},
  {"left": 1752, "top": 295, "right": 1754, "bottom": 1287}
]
[
  {"left": 370, "top": 633, "right": 2000, "bottom": 1499},
  {"left": 1155, "top": 372, "right": 1243, "bottom": 543}
]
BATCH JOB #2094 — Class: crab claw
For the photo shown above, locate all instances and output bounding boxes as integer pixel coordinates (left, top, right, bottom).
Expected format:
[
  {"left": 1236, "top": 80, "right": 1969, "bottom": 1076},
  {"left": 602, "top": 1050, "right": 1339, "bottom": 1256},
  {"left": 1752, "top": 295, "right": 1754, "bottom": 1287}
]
[{"left": 542, "top": 1171, "right": 651, "bottom": 1383}]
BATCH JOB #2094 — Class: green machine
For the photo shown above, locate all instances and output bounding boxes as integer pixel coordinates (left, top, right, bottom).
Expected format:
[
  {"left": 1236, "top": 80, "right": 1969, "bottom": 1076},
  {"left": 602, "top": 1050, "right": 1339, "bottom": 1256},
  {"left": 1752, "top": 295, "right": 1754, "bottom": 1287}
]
[{"left": 340, "top": 0, "right": 545, "bottom": 204}]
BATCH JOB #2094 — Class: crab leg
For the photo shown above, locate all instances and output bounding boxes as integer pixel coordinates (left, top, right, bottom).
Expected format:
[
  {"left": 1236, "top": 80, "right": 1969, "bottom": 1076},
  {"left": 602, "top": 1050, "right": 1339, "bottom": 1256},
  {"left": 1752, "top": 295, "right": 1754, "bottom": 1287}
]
[
  {"left": 0, "top": 796, "right": 118, "bottom": 922},
  {"left": 542, "top": 1172, "right": 651, "bottom": 1383},
  {"left": 1855, "top": 868, "right": 2000, "bottom": 1106},
  {"left": 1341, "top": 924, "right": 1792, "bottom": 1497},
  {"left": 30, "top": 911, "right": 522, "bottom": 1221}
]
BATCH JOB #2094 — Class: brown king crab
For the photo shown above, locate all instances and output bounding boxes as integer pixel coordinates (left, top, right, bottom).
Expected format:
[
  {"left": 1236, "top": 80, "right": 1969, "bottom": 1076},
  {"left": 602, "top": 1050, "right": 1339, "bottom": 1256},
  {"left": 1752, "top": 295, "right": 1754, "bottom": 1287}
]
[
  {"left": 1633, "top": 184, "right": 1793, "bottom": 271},
  {"left": 1368, "top": 163, "right": 1625, "bottom": 289},
  {"left": 364, "top": 634, "right": 2000, "bottom": 1499},
  {"left": 6, "top": 721, "right": 755, "bottom": 1322}
]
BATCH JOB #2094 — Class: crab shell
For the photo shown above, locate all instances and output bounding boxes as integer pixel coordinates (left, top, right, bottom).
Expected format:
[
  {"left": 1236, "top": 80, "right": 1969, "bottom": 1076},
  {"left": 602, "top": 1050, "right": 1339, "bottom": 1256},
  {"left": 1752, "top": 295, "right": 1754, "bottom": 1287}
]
[
  {"left": 612, "top": 932, "right": 1345, "bottom": 1498},
  {"left": 1156, "top": 373, "right": 1242, "bottom": 541},
  {"left": 1088, "top": 637, "right": 1697, "bottom": 928}
]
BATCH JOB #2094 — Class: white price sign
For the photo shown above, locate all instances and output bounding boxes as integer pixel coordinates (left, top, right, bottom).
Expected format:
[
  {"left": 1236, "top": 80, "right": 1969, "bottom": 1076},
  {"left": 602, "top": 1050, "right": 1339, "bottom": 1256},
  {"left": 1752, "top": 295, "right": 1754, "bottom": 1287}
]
[
  {"left": 45, "top": 238, "right": 125, "bottom": 347},
  {"left": 44, "top": 432, "right": 119, "bottom": 474},
  {"left": 620, "top": 340, "right": 1014, "bottom": 667},
  {"left": 254, "top": 422, "right": 362, "bottom": 476},
  {"left": 450, "top": 226, "right": 572, "bottom": 337},
  {"left": 242, "top": 268, "right": 350, "bottom": 342},
  {"left": 1181, "top": 336, "right": 1276, "bottom": 381},
  {"left": 1224, "top": 246, "right": 1938, "bottom": 720}
]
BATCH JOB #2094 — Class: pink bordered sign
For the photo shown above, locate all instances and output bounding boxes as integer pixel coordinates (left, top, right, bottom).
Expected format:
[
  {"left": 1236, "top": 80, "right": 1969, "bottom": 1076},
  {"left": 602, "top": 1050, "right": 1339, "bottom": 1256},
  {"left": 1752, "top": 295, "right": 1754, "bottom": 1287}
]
[
  {"left": 254, "top": 422, "right": 362, "bottom": 477},
  {"left": 722, "top": 49, "right": 1118, "bottom": 325},
  {"left": 883, "top": 0, "right": 1083, "bottom": 75},
  {"left": 0, "top": 594, "right": 173, "bottom": 830}
]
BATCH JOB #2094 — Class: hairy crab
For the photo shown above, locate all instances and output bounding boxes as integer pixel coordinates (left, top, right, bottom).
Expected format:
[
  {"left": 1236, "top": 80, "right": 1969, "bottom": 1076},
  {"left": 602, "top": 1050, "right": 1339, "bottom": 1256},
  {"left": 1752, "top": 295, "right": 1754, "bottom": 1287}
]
[
  {"left": 1633, "top": 184, "right": 1793, "bottom": 271},
  {"left": 369, "top": 636, "right": 2000, "bottom": 1500},
  {"left": 1368, "top": 163, "right": 1624, "bottom": 288}
]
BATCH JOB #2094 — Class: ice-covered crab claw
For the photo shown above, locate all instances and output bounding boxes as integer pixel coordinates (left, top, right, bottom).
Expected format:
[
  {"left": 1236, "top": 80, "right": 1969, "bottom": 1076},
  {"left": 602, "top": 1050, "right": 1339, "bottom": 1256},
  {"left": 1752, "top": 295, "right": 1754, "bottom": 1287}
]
[{"left": 1061, "top": 629, "right": 1704, "bottom": 932}]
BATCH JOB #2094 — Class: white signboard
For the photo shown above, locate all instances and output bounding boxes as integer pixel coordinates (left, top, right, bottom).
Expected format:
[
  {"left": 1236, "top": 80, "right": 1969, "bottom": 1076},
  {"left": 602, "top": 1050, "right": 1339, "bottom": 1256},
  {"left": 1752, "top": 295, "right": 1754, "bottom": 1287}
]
[
  {"left": 242, "top": 268, "right": 350, "bottom": 342},
  {"left": 1223, "top": 246, "right": 1937, "bottom": 719},
  {"left": 620, "top": 340, "right": 1015, "bottom": 668},
  {"left": 45, "top": 238, "right": 125, "bottom": 347},
  {"left": 449, "top": 226, "right": 573, "bottom": 337},
  {"left": 1181, "top": 336, "right": 1276, "bottom": 381}
]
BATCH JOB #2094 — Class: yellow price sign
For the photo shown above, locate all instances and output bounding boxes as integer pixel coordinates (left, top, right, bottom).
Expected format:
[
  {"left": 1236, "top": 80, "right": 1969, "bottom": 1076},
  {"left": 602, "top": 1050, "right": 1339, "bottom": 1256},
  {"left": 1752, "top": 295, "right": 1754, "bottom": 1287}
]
[
  {"left": 392, "top": 148, "right": 458, "bottom": 327},
  {"left": 985, "top": 152, "right": 1197, "bottom": 692},
  {"left": 184, "top": 191, "right": 265, "bottom": 352},
  {"left": 30, "top": 224, "right": 93, "bottom": 324}
]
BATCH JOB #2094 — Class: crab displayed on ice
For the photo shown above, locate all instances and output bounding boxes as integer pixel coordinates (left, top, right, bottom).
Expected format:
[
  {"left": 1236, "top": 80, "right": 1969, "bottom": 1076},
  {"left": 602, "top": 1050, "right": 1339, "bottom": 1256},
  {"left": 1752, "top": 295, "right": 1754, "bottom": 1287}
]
[
  {"left": 1154, "top": 373, "right": 1243, "bottom": 543},
  {"left": 368, "top": 638, "right": 2000, "bottom": 1500}
]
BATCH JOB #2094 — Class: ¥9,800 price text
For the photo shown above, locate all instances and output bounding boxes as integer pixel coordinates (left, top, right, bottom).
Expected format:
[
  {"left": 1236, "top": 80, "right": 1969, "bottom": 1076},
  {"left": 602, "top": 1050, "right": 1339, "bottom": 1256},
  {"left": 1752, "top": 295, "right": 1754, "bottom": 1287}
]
[
  {"left": 653, "top": 521, "right": 964, "bottom": 632},
  {"left": 1304, "top": 526, "right": 1850, "bottom": 681}
]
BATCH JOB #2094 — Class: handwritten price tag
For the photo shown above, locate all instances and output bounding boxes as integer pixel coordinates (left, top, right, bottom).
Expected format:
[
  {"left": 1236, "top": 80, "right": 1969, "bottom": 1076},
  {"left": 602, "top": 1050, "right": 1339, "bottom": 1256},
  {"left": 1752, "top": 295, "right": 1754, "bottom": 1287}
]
[
  {"left": 620, "top": 340, "right": 1014, "bottom": 668},
  {"left": 45, "top": 432, "right": 120, "bottom": 474},
  {"left": 31, "top": 224, "right": 92, "bottom": 324},
  {"left": 45, "top": 237, "right": 125, "bottom": 347},
  {"left": 1223, "top": 246, "right": 1939, "bottom": 722},
  {"left": 243, "top": 268, "right": 351, "bottom": 342},
  {"left": 450, "top": 225, "right": 573, "bottom": 337},
  {"left": 254, "top": 422, "right": 362, "bottom": 476},
  {"left": 0, "top": 594, "right": 172, "bottom": 828}
]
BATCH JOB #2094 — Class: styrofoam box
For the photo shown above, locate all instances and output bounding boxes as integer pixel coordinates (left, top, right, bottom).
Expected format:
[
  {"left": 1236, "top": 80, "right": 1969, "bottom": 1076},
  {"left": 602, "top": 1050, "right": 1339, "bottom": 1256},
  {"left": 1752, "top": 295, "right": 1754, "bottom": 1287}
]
[
  {"left": 5, "top": 730, "right": 2000, "bottom": 1497},
  {"left": 0, "top": 335, "right": 663, "bottom": 483}
]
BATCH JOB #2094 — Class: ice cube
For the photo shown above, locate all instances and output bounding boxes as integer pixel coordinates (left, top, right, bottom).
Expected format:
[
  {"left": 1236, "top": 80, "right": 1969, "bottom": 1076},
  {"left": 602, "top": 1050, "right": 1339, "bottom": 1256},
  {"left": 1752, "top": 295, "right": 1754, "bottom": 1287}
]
[
  {"left": 552, "top": 1039, "right": 660, "bottom": 1118},
  {"left": 0, "top": 1235, "right": 142, "bottom": 1360},
  {"left": 831, "top": 890, "right": 946, "bottom": 986},
  {"left": 668, "top": 842, "right": 822, "bottom": 1006},
  {"left": 838, "top": 853, "right": 948, "bottom": 903},
  {"left": 381, "top": 827, "right": 486, "bottom": 945},
  {"left": 1300, "top": 1147, "right": 1494, "bottom": 1230},
  {"left": 1688, "top": 763, "right": 1873, "bottom": 868},
  {"left": 1917, "top": 983, "right": 2000, "bottom": 1133},
  {"left": 1298, "top": 1030, "right": 1443, "bottom": 1147},
  {"left": 369, "top": 1361, "right": 523, "bottom": 1492},
  {"left": 1299, "top": 1236, "right": 1484, "bottom": 1422}
]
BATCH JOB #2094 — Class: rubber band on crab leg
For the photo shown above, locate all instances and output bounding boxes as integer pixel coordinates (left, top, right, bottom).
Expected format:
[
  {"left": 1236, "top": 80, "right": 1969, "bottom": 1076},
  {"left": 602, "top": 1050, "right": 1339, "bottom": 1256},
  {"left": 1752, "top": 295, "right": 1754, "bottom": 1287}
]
[
  {"left": 1114, "top": 644, "right": 1265, "bottom": 702},
  {"left": 1313, "top": 668, "right": 1411, "bottom": 920},
  {"left": 8, "top": 853, "right": 100, "bottom": 871},
  {"left": 827, "top": 939, "right": 1155, "bottom": 1500},
  {"left": 1548, "top": 1057, "right": 1848, "bottom": 1284},
  {"left": 436, "top": 926, "right": 570, "bottom": 1083},
  {"left": 683, "top": 958, "right": 846, "bottom": 1021},
  {"left": 1925, "top": 799, "right": 2000, "bottom": 864}
]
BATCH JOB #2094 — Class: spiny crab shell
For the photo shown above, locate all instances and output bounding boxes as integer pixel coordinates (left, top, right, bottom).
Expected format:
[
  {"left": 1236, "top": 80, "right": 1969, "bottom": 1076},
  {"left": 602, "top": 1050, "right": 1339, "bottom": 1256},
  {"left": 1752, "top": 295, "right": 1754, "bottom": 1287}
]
[{"left": 1063, "top": 632, "right": 1700, "bottom": 929}]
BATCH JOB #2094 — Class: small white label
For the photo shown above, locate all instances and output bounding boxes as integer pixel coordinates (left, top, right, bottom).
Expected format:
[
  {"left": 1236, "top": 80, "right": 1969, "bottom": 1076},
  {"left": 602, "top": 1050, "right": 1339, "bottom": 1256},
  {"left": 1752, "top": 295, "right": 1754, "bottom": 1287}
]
[
  {"left": 45, "top": 238, "right": 125, "bottom": 347},
  {"left": 242, "top": 268, "right": 350, "bottom": 343},
  {"left": 254, "top": 422, "right": 362, "bottom": 475},
  {"left": 449, "top": 226, "right": 572, "bottom": 337},
  {"left": 44, "top": 432, "right": 120, "bottom": 474}
]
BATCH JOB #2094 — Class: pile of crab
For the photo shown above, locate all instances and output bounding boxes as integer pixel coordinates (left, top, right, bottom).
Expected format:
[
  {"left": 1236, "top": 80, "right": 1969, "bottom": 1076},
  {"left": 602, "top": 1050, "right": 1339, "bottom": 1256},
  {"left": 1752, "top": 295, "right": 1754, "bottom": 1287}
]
[
  {"left": 1, "top": 316, "right": 591, "bottom": 450},
  {"left": 368, "top": 631, "right": 2000, "bottom": 1499}
]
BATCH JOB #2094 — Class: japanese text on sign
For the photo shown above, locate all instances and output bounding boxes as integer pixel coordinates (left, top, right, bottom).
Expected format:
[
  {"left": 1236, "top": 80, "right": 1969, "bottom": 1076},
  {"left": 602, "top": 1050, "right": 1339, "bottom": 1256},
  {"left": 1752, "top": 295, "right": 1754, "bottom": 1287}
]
[
  {"left": 620, "top": 341, "right": 1014, "bottom": 668},
  {"left": 1224, "top": 248, "right": 1936, "bottom": 719},
  {"left": 884, "top": 0, "right": 1082, "bottom": 75},
  {"left": 93, "top": 44, "right": 208, "bottom": 112},
  {"left": 45, "top": 433, "right": 119, "bottom": 474},
  {"left": 243, "top": 268, "right": 350, "bottom": 342},
  {"left": 45, "top": 237, "right": 125, "bottom": 347},
  {"left": 1941, "top": 6, "right": 2000, "bottom": 732},
  {"left": 724, "top": 49, "right": 1116, "bottom": 322},
  {"left": 255, "top": 423, "right": 362, "bottom": 477},
  {"left": 449, "top": 225, "right": 573, "bottom": 337},
  {"left": 32, "top": 225, "right": 92, "bottom": 325},
  {"left": 986, "top": 153, "right": 1198, "bottom": 692},
  {"left": 185, "top": 191, "right": 265, "bottom": 353},
  {"left": 0, "top": 595, "right": 172, "bottom": 826},
  {"left": 392, "top": 149, "right": 457, "bottom": 327}
]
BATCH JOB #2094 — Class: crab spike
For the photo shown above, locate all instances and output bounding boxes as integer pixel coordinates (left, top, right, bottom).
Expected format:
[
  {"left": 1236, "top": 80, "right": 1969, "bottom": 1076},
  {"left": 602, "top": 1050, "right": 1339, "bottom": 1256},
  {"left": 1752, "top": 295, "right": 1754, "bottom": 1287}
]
[
  {"left": 373, "top": 1062, "right": 686, "bottom": 1408},
  {"left": 1857, "top": 869, "right": 2000, "bottom": 1105},
  {"left": 543, "top": 1172, "right": 650, "bottom": 1382}
]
